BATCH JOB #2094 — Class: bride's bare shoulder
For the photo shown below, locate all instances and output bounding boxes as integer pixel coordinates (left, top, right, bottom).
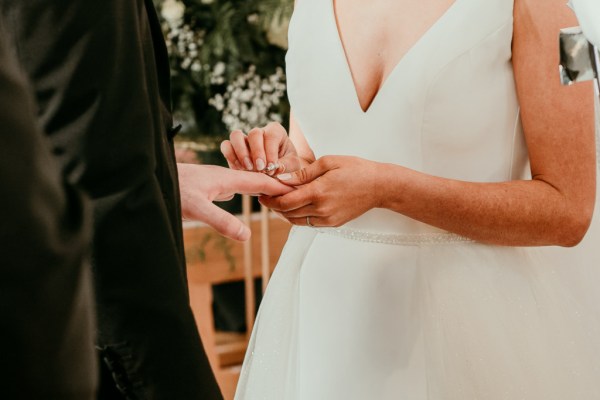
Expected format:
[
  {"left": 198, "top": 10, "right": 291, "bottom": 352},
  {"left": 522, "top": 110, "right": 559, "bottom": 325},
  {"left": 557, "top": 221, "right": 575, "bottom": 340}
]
[
  {"left": 513, "top": 0, "right": 579, "bottom": 39},
  {"left": 512, "top": 0, "right": 596, "bottom": 233}
]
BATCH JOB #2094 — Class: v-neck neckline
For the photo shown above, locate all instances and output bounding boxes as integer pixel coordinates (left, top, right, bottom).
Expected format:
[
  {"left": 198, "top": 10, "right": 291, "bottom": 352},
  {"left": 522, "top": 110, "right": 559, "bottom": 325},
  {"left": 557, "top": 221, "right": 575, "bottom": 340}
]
[{"left": 330, "top": 0, "right": 458, "bottom": 114}]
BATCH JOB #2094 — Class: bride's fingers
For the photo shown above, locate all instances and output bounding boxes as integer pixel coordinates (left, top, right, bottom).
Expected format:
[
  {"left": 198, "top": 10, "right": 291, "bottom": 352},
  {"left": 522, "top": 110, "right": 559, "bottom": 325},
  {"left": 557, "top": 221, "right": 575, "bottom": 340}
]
[
  {"left": 247, "top": 127, "right": 267, "bottom": 171},
  {"left": 263, "top": 123, "right": 287, "bottom": 173},
  {"left": 278, "top": 154, "right": 302, "bottom": 174},
  {"left": 278, "top": 204, "right": 319, "bottom": 219},
  {"left": 220, "top": 141, "right": 243, "bottom": 170},
  {"left": 259, "top": 189, "right": 311, "bottom": 212},
  {"left": 277, "top": 156, "right": 331, "bottom": 185},
  {"left": 287, "top": 215, "right": 328, "bottom": 227},
  {"left": 230, "top": 130, "right": 254, "bottom": 170}
]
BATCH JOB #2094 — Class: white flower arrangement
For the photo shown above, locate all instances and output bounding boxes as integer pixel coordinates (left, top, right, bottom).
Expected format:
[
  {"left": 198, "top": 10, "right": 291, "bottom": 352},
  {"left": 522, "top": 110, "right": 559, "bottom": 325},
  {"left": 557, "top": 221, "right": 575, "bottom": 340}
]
[
  {"left": 161, "top": 0, "right": 185, "bottom": 27},
  {"left": 162, "top": 1, "right": 205, "bottom": 73},
  {"left": 209, "top": 65, "right": 286, "bottom": 132},
  {"left": 156, "top": 0, "right": 291, "bottom": 139}
]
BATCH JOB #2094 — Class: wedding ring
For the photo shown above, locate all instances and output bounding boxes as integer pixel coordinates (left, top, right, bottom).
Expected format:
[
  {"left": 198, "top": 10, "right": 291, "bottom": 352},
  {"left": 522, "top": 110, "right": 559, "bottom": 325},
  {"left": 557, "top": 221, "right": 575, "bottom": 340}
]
[
  {"left": 264, "top": 162, "right": 279, "bottom": 173},
  {"left": 264, "top": 162, "right": 287, "bottom": 174},
  {"left": 306, "top": 216, "right": 314, "bottom": 227}
]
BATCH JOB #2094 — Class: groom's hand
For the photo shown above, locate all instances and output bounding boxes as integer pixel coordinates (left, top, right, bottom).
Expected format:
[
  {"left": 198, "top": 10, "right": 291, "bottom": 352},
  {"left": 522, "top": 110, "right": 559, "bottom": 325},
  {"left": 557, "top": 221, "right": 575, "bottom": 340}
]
[{"left": 178, "top": 163, "right": 294, "bottom": 241}]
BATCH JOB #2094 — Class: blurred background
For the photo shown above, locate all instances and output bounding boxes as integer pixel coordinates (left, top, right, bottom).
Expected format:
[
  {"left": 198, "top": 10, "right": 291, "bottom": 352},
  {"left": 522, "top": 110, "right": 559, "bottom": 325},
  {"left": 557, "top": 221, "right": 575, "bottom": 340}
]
[
  {"left": 155, "top": 0, "right": 292, "bottom": 168},
  {"left": 154, "top": 1, "right": 294, "bottom": 397}
]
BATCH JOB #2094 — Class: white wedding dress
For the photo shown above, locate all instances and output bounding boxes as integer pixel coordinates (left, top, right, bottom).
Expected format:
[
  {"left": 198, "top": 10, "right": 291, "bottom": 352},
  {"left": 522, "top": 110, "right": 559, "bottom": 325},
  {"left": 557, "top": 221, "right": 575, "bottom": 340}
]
[{"left": 235, "top": 0, "right": 600, "bottom": 398}]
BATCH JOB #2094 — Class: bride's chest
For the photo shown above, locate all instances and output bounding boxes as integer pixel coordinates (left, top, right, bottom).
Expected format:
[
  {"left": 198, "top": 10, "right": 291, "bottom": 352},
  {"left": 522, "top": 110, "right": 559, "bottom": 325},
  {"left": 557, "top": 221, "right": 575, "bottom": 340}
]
[
  {"left": 333, "top": 0, "right": 458, "bottom": 93},
  {"left": 285, "top": 0, "right": 520, "bottom": 176},
  {"left": 286, "top": 0, "right": 515, "bottom": 120}
]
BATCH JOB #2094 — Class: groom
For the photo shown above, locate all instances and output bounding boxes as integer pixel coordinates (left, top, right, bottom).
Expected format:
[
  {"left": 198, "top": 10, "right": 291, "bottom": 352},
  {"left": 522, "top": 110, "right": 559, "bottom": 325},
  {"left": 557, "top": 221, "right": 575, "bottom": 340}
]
[{"left": 0, "top": 0, "right": 290, "bottom": 398}]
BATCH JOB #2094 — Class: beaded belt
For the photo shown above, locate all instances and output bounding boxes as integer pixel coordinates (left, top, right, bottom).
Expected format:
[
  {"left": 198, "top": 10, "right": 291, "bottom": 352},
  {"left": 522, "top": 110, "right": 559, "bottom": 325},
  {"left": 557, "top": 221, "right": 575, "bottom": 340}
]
[{"left": 315, "top": 227, "right": 474, "bottom": 246}]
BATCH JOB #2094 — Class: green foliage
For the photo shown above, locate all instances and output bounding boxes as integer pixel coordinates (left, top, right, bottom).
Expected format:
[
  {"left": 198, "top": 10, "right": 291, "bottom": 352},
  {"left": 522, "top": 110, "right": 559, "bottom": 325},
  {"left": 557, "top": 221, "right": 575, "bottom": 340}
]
[
  {"left": 154, "top": 0, "right": 293, "bottom": 142},
  {"left": 192, "top": 232, "right": 237, "bottom": 271}
]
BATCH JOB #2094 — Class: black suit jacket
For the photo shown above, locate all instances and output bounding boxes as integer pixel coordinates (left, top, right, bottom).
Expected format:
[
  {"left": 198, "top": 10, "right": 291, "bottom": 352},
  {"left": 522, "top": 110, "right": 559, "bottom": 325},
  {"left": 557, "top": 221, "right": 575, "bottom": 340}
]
[
  {"left": 0, "top": 1, "right": 222, "bottom": 398},
  {"left": 0, "top": 18, "right": 96, "bottom": 399}
]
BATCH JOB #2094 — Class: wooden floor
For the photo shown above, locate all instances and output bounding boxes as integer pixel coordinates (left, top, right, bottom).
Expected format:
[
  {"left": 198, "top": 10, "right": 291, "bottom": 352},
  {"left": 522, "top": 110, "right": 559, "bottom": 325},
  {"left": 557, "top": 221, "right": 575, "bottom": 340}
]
[{"left": 184, "top": 214, "right": 292, "bottom": 399}]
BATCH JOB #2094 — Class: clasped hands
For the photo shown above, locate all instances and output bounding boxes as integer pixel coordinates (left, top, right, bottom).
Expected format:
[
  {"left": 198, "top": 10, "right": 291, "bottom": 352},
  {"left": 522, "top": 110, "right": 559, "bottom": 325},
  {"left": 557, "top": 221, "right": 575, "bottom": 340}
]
[{"left": 220, "top": 122, "right": 381, "bottom": 229}]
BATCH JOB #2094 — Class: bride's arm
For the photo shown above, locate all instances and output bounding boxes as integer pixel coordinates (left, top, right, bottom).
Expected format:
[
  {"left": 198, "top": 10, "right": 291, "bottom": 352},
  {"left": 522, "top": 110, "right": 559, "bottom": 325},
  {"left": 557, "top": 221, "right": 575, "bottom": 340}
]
[
  {"left": 384, "top": 0, "right": 596, "bottom": 246},
  {"left": 265, "top": 0, "right": 596, "bottom": 247}
]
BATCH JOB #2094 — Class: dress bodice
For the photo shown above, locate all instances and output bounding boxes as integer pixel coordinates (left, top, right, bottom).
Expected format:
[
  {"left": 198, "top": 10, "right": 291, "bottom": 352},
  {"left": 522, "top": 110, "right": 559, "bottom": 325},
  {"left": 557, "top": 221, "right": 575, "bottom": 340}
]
[
  {"left": 286, "top": 0, "right": 527, "bottom": 234},
  {"left": 237, "top": 3, "right": 600, "bottom": 399}
]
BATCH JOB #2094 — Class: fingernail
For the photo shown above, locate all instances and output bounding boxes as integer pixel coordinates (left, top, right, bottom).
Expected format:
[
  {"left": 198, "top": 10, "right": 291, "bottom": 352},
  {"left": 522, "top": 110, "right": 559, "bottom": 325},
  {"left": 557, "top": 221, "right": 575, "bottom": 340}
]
[
  {"left": 256, "top": 158, "right": 266, "bottom": 171},
  {"left": 277, "top": 173, "right": 292, "bottom": 181},
  {"left": 238, "top": 226, "right": 251, "bottom": 241},
  {"left": 244, "top": 157, "right": 253, "bottom": 171}
]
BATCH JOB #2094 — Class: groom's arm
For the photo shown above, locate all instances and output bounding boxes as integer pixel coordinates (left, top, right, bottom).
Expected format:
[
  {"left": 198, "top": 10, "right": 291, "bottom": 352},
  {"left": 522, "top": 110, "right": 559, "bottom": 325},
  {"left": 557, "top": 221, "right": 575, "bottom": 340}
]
[
  {"left": 0, "top": 0, "right": 168, "bottom": 197},
  {"left": 0, "top": 21, "right": 96, "bottom": 398}
]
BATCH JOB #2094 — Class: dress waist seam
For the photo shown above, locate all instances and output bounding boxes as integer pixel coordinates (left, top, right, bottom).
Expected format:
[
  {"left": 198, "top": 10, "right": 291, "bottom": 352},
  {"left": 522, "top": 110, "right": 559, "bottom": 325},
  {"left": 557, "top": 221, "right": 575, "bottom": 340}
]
[{"left": 314, "top": 227, "right": 475, "bottom": 246}]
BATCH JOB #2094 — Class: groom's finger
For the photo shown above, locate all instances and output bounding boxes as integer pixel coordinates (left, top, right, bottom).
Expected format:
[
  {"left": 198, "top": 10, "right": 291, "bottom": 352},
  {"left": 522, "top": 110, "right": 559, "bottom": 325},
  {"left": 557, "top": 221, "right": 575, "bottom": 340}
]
[
  {"left": 223, "top": 169, "right": 294, "bottom": 196},
  {"left": 277, "top": 156, "right": 333, "bottom": 185},
  {"left": 187, "top": 198, "right": 251, "bottom": 241},
  {"left": 279, "top": 204, "right": 319, "bottom": 219}
]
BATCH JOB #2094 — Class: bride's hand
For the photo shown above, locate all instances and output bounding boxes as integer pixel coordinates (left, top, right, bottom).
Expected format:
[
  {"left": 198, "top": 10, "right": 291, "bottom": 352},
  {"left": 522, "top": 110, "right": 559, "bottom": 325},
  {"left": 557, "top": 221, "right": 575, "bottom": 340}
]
[
  {"left": 259, "top": 156, "right": 382, "bottom": 227},
  {"left": 220, "top": 122, "right": 302, "bottom": 175}
]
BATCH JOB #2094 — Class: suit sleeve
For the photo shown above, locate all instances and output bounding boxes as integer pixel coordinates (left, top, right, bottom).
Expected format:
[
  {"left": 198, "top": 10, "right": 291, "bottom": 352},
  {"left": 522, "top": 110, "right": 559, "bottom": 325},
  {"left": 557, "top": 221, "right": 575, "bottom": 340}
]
[
  {"left": 1, "top": 0, "right": 165, "bottom": 197},
  {"left": 0, "top": 22, "right": 97, "bottom": 399}
]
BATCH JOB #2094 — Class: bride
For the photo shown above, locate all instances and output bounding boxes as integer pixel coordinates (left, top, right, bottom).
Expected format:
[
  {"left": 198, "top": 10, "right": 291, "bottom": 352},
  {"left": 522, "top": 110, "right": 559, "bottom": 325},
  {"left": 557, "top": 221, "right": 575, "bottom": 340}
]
[{"left": 222, "top": 0, "right": 600, "bottom": 398}]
